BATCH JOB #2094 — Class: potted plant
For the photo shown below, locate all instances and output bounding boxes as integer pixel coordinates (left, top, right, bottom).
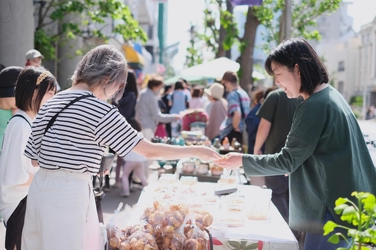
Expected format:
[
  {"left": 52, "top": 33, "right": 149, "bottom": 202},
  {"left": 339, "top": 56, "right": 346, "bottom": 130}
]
[{"left": 323, "top": 192, "right": 376, "bottom": 249}]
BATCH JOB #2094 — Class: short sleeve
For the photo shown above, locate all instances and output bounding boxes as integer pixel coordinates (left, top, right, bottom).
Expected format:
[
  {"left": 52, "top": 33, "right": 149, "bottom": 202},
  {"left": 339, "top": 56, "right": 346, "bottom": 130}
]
[
  {"left": 227, "top": 92, "right": 240, "bottom": 116},
  {"left": 94, "top": 108, "right": 143, "bottom": 157},
  {"left": 257, "top": 91, "right": 278, "bottom": 122}
]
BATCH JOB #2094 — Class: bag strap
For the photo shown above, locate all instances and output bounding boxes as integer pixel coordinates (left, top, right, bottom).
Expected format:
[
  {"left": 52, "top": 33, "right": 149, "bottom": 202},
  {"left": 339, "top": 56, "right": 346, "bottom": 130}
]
[
  {"left": 8, "top": 114, "right": 32, "bottom": 128},
  {"left": 235, "top": 90, "right": 245, "bottom": 119},
  {"left": 95, "top": 170, "right": 105, "bottom": 194},
  {"left": 44, "top": 94, "right": 92, "bottom": 135}
]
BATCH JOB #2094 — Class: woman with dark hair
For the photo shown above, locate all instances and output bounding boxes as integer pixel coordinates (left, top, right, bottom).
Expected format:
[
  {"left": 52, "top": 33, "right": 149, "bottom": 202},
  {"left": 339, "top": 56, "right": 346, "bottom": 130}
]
[
  {"left": 155, "top": 85, "right": 173, "bottom": 138},
  {"left": 0, "top": 67, "right": 57, "bottom": 250},
  {"left": 22, "top": 45, "right": 220, "bottom": 250},
  {"left": 112, "top": 70, "right": 138, "bottom": 186},
  {"left": 244, "top": 88, "right": 266, "bottom": 154},
  {"left": 215, "top": 38, "right": 376, "bottom": 250},
  {"left": 188, "top": 87, "right": 205, "bottom": 109},
  {"left": 116, "top": 69, "right": 138, "bottom": 120}
]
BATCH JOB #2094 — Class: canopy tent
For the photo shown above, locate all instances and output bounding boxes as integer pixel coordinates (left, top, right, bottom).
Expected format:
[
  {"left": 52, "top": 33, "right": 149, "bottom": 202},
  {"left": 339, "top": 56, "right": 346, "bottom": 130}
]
[{"left": 165, "top": 57, "right": 265, "bottom": 85}]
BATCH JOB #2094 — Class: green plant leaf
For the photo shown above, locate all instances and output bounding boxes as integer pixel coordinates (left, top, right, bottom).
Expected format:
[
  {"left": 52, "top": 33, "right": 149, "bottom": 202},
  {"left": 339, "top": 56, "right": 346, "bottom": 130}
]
[
  {"left": 323, "top": 221, "right": 338, "bottom": 235},
  {"left": 335, "top": 197, "right": 350, "bottom": 206},
  {"left": 334, "top": 204, "right": 350, "bottom": 214},
  {"left": 328, "top": 233, "right": 340, "bottom": 244},
  {"left": 227, "top": 240, "right": 241, "bottom": 248}
]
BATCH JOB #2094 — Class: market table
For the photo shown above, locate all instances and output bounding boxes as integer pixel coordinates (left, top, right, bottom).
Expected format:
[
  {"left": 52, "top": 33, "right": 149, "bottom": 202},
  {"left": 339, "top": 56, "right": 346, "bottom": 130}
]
[{"left": 131, "top": 180, "right": 299, "bottom": 250}]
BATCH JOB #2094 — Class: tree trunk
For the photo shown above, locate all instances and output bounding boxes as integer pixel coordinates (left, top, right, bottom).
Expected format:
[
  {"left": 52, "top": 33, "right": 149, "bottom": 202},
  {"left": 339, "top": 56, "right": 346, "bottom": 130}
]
[
  {"left": 225, "top": 0, "right": 233, "bottom": 59},
  {"left": 216, "top": 24, "right": 227, "bottom": 58},
  {"left": 215, "top": 0, "right": 233, "bottom": 59},
  {"left": 239, "top": 8, "right": 260, "bottom": 95}
]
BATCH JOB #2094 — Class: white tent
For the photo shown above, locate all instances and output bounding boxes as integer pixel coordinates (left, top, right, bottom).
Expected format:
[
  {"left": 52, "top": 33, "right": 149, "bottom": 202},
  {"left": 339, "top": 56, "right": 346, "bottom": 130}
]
[{"left": 165, "top": 57, "right": 265, "bottom": 84}]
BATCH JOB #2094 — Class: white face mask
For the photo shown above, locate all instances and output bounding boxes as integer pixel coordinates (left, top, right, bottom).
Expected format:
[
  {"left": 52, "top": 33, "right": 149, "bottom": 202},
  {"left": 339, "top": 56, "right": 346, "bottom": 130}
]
[{"left": 153, "top": 86, "right": 162, "bottom": 96}]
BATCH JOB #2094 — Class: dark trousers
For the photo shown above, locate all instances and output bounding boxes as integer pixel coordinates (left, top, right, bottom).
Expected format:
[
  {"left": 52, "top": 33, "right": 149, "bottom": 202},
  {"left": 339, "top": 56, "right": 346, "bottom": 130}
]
[
  {"left": 5, "top": 196, "right": 27, "bottom": 250},
  {"left": 265, "top": 175, "right": 289, "bottom": 223}
]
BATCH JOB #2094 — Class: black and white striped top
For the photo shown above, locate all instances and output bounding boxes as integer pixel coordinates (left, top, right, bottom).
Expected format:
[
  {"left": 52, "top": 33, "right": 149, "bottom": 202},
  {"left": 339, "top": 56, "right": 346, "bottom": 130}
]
[{"left": 24, "top": 90, "right": 143, "bottom": 174}]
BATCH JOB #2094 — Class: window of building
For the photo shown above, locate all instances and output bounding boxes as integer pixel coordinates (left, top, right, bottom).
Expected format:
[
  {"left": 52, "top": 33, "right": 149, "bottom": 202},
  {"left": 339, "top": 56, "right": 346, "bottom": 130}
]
[
  {"left": 148, "top": 25, "right": 153, "bottom": 40},
  {"left": 338, "top": 61, "right": 345, "bottom": 72},
  {"left": 338, "top": 81, "right": 344, "bottom": 93}
]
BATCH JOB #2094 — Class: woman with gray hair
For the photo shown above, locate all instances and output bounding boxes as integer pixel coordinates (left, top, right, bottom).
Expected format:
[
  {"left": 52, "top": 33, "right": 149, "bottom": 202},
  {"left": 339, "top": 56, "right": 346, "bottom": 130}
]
[{"left": 21, "top": 44, "right": 221, "bottom": 250}]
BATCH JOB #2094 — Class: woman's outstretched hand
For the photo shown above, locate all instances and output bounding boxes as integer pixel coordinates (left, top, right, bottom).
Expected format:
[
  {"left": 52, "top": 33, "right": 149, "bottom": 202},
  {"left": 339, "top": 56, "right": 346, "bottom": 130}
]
[
  {"left": 197, "top": 146, "right": 223, "bottom": 162},
  {"left": 214, "top": 152, "right": 243, "bottom": 170}
]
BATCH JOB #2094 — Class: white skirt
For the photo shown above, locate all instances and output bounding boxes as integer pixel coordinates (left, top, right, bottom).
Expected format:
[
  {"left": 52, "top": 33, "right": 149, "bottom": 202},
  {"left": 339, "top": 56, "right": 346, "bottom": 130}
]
[{"left": 22, "top": 168, "right": 102, "bottom": 250}]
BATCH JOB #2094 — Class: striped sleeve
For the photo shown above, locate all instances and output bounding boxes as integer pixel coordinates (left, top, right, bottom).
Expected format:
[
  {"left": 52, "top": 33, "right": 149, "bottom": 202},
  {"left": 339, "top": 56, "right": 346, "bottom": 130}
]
[
  {"left": 94, "top": 108, "right": 143, "bottom": 157},
  {"left": 24, "top": 130, "right": 38, "bottom": 161}
]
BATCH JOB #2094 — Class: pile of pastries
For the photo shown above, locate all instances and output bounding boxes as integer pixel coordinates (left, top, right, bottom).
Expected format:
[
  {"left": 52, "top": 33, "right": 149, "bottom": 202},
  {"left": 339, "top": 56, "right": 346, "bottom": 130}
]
[{"left": 108, "top": 200, "right": 213, "bottom": 250}]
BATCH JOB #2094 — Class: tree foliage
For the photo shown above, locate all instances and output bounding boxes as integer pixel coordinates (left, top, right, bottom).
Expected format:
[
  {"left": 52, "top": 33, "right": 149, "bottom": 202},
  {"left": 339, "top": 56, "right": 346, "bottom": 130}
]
[
  {"left": 34, "top": 0, "right": 148, "bottom": 60},
  {"left": 192, "top": 0, "right": 341, "bottom": 91},
  {"left": 256, "top": 0, "right": 341, "bottom": 50},
  {"left": 185, "top": 26, "right": 204, "bottom": 68},
  {"left": 201, "top": 0, "right": 238, "bottom": 58}
]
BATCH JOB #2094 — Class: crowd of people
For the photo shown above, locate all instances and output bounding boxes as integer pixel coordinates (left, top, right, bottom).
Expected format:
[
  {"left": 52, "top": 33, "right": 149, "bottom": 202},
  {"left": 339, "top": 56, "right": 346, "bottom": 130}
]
[
  {"left": 0, "top": 45, "right": 220, "bottom": 249},
  {"left": 0, "top": 38, "right": 375, "bottom": 250}
]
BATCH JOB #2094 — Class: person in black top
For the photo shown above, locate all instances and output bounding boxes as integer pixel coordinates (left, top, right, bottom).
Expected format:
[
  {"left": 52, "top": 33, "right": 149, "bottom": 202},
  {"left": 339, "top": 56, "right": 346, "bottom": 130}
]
[
  {"left": 110, "top": 70, "right": 138, "bottom": 188},
  {"left": 158, "top": 85, "right": 173, "bottom": 137}
]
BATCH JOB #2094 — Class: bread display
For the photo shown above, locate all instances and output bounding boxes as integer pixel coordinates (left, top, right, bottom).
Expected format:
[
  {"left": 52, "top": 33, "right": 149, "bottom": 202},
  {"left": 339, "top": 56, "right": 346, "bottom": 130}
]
[
  {"left": 108, "top": 198, "right": 212, "bottom": 250},
  {"left": 107, "top": 179, "right": 272, "bottom": 250}
]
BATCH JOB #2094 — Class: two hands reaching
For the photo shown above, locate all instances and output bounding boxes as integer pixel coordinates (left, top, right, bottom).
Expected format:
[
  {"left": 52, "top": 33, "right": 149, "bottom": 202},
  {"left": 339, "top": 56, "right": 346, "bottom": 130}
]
[{"left": 213, "top": 152, "right": 243, "bottom": 170}]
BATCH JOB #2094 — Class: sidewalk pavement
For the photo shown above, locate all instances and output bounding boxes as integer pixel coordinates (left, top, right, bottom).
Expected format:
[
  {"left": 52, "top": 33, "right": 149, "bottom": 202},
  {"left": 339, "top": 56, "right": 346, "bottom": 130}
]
[{"left": 0, "top": 119, "right": 375, "bottom": 249}]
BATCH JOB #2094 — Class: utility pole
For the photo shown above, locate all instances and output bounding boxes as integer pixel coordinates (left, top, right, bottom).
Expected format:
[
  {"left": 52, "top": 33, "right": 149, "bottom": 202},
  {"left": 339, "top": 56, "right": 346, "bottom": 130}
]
[
  {"left": 279, "top": 0, "right": 292, "bottom": 42},
  {"left": 158, "top": 3, "right": 166, "bottom": 64},
  {"left": 285, "top": 0, "right": 292, "bottom": 39}
]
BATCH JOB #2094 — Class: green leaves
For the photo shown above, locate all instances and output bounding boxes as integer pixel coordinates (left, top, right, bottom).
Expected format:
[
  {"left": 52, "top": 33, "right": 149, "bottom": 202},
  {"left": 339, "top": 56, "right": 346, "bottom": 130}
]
[
  {"left": 226, "top": 240, "right": 258, "bottom": 249},
  {"left": 35, "top": 0, "right": 148, "bottom": 60},
  {"left": 34, "top": 29, "right": 57, "bottom": 60},
  {"left": 328, "top": 233, "right": 341, "bottom": 244},
  {"left": 323, "top": 192, "right": 376, "bottom": 249},
  {"left": 323, "top": 221, "right": 338, "bottom": 236}
]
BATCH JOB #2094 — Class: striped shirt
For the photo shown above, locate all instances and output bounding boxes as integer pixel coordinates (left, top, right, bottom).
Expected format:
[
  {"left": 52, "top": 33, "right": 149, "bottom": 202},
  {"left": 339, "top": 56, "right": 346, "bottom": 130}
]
[
  {"left": 24, "top": 90, "right": 143, "bottom": 174},
  {"left": 219, "top": 88, "right": 250, "bottom": 139}
]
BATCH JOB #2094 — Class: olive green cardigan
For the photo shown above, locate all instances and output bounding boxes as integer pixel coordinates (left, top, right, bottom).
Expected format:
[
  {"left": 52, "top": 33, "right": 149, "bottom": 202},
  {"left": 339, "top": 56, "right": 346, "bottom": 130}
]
[{"left": 242, "top": 86, "right": 376, "bottom": 234}]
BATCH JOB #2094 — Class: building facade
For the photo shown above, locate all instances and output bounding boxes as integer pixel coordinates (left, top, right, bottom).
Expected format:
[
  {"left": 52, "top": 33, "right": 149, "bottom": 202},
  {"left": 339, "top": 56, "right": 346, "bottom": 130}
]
[
  {"left": 358, "top": 19, "right": 376, "bottom": 117},
  {"left": 0, "top": 0, "right": 160, "bottom": 89}
]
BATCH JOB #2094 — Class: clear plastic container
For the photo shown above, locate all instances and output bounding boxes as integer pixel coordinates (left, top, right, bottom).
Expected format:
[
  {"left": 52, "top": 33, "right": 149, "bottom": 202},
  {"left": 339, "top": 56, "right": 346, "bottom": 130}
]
[{"left": 245, "top": 188, "right": 272, "bottom": 220}]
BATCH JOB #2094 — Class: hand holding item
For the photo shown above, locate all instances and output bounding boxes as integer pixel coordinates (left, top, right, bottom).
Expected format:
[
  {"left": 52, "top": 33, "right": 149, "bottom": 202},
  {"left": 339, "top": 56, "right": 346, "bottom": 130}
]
[
  {"left": 196, "top": 146, "right": 222, "bottom": 163},
  {"left": 214, "top": 152, "right": 243, "bottom": 170}
]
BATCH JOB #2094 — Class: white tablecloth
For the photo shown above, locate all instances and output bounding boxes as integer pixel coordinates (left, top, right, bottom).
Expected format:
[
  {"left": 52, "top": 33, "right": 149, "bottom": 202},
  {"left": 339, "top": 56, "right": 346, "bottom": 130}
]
[{"left": 133, "top": 181, "right": 298, "bottom": 250}]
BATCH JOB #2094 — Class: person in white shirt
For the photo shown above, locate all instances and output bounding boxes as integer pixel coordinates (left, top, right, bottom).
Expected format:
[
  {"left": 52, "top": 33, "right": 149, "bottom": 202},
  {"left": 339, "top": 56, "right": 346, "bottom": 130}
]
[{"left": 0, "top": 67, "right": 57, "bottom": 250}]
